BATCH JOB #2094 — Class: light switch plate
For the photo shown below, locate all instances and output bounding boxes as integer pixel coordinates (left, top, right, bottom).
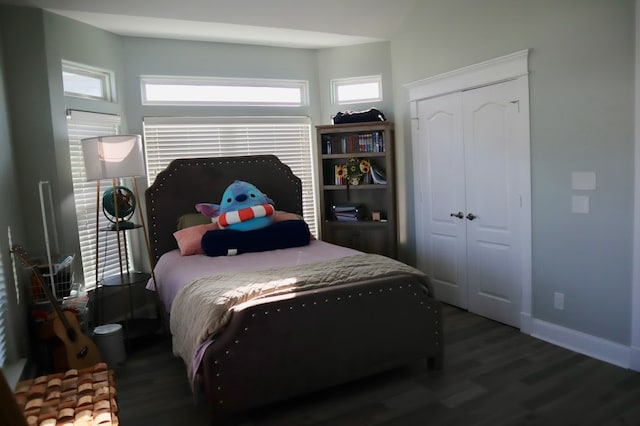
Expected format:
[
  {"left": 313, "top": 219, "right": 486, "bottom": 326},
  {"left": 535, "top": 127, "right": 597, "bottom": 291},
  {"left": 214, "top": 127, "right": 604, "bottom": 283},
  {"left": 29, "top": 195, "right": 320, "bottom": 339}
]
[
  {"left": 572, "top": 172, "right": 596, "bottom": 190},
  {"left": 572, "top": 195, "right": 590, "bottom": 214}
]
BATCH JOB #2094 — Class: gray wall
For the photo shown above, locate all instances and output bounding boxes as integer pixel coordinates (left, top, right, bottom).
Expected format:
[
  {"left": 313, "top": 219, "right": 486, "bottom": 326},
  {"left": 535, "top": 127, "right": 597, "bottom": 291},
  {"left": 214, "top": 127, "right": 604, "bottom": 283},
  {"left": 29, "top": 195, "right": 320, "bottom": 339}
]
[
  {"left": 0, "top": 10, "right": 29, "bottom": 365},
  {"left": 316, "top": 42, "right": 393, "bottom": 125},
  {"left": 120, "top": 37, "right": 321, "bottom": 137},
  {"left": 0, "top": 6, "right": 127, "bottom": 364},
  {"left": 390, "top": 0, "right": 635, "bottom": 344},
  {"left": 120, "top": 37, "right": 324, "bottom": 269},
  {"left": 1, "top": 7, "right": 57, "bottom": 259},
  {"left": 42, "top": 12, "right": 127, "bottom": 277},
  {"left": 7, "top": 7, "right": 329, "bottom": 276},
  {"left": 0, "top": 7, "right": 126, "bottom": 286}
]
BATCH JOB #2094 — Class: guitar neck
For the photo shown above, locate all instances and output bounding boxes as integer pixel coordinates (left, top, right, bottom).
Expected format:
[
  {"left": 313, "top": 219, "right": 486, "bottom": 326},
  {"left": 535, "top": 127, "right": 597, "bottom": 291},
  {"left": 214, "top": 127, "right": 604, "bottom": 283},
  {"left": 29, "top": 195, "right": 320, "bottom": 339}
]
[{"left": 37, "top": 270, "right": 73, "bottom": 330}]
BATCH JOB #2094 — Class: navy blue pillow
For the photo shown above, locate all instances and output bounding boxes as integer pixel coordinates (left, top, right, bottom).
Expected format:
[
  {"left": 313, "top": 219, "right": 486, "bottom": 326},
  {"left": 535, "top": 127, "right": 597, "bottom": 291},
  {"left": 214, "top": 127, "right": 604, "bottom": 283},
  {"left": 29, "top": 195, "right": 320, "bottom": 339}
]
[{"left": 201, "top": 220, "right": 311, "bottom": 257}]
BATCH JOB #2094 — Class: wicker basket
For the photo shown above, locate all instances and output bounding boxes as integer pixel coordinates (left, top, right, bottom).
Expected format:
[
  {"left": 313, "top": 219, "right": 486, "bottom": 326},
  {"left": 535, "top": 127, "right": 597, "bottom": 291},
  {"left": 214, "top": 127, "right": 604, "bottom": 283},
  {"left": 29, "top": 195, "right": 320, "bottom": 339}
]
[
  {"left": 13, "top": 363, "right": 119, "bottom": 426},
  {"left": 29, "top": 255, "right": 75, "bottom": 304}
]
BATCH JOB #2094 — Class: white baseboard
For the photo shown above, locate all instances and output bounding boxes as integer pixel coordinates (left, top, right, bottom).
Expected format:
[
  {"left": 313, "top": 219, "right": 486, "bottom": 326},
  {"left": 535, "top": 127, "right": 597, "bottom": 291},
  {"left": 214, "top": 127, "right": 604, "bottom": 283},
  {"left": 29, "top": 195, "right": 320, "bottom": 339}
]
[
  {"left": 519, "top": 311, "right": 532, "bottom": 335},
  {"left": 528, "top": 318, "right": 636, "bottom": 371},
  {"left": 630, "top": 346, "right": 640, "bottom": 371}
]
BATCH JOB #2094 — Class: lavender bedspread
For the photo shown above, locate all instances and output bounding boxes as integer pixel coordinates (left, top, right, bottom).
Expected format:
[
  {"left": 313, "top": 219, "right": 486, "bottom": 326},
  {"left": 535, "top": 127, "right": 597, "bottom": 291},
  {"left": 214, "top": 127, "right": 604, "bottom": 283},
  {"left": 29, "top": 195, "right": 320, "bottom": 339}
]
[
  {"left": 147, "top": 240, "right": 361, "bottom": 312},
  {"left": 169, "top": 253, "right": 430, "bottom": 383}
]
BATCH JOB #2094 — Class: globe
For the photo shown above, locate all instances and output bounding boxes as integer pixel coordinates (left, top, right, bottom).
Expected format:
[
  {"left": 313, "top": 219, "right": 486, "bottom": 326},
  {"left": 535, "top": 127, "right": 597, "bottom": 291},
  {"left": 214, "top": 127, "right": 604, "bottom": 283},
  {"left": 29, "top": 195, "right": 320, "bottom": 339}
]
[{"left": 102, "top": 186, "right": 136, "bottom": 229}]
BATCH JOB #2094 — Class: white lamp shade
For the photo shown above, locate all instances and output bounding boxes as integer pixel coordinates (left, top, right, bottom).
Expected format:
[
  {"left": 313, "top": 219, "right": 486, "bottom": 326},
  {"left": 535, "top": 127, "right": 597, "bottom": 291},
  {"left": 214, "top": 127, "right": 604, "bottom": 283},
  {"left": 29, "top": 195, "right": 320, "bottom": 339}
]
[{"left": 81, "top": 135, "right": 146, "bottom": 180}]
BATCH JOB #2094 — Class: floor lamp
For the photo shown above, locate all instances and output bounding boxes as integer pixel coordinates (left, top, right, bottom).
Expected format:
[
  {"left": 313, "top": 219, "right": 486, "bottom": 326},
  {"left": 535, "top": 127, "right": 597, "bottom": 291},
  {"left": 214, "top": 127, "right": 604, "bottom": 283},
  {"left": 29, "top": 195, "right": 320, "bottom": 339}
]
[{"left": 80, "top": 135, "right": 156, "bottom": 308}]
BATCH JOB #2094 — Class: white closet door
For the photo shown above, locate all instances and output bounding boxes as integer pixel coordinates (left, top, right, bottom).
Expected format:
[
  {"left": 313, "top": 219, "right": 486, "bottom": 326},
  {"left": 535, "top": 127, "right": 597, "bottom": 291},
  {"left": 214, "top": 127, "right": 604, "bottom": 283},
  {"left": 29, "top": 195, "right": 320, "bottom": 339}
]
[
  {"left": 463, "top": 80, "right": 522, "bottom": 327},
  {"left": 414, "top": 79, "right": 523, "bottom": 328},
  {"left": 415, "top": 92, "right": 468, "bottom": 308}
]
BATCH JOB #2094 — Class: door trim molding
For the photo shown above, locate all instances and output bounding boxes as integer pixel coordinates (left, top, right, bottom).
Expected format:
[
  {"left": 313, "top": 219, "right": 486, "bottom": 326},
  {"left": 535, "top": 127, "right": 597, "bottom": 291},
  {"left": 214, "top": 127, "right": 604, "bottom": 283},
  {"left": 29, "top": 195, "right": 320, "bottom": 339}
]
[
  {"left": 406, "top": 50, "right": 532, "bottom": 330},
  {"left": 631, "top": 0, "right": 640, "bottom": 371},
  {"left": 405, "top": 49, "right": 529, "bottom": 102}
]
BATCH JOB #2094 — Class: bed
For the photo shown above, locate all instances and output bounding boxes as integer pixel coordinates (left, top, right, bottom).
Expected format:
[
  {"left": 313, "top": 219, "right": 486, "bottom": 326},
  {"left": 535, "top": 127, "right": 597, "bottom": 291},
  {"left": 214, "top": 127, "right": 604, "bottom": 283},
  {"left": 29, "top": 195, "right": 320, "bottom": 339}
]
[{"left": 144, "top": 155, "right": 443, "bottom": 417}]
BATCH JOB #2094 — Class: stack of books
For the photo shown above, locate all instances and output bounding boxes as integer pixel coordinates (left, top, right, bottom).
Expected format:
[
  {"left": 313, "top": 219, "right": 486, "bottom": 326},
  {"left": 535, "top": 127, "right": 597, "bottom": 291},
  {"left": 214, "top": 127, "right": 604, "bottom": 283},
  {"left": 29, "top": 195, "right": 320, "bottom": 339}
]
[{"left": 332, "top": 204, "right": 363, "bottom": 222}]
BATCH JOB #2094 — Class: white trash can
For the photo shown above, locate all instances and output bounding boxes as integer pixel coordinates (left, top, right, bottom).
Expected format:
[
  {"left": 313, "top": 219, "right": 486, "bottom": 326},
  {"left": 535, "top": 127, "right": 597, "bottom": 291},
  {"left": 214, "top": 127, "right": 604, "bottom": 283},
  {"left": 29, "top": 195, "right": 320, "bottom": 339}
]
[{"left": 93, "top": 323, "right": 126, "bottom": 366}]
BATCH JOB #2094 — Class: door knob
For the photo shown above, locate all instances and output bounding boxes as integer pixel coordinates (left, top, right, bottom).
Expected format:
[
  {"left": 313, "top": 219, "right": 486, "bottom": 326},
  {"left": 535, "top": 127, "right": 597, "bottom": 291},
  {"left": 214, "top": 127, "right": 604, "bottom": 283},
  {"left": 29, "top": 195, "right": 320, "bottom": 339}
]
[
  {"left": 466, "top": 213, "right": 477, "bottom": 220},
  {"left": 450, "top": 211, "right": 464, "bottom": 219}
]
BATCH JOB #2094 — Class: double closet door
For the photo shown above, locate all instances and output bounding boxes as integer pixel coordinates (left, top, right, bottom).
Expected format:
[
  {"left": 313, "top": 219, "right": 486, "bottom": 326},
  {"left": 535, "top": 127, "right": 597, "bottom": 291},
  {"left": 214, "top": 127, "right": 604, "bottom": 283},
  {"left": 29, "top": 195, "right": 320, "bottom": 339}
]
[{"left": 413, "top": 79, "right": 525, "bottom": 328}]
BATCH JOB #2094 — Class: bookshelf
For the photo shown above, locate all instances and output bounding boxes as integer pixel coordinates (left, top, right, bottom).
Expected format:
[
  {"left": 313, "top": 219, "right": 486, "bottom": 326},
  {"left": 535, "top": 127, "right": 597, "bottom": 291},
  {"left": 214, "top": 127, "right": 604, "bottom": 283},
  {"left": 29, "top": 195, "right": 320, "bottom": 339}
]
[{"left": 316, "top": 121, "right": 397, "bottom": 258}]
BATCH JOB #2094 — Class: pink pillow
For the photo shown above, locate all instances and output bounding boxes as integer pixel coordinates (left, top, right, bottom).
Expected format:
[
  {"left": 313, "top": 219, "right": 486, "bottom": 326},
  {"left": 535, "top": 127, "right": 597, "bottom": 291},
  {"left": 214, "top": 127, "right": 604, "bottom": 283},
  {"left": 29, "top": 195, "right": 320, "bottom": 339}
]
[{"left": 173, "top": 222, "right": 220, "bottom": 255}]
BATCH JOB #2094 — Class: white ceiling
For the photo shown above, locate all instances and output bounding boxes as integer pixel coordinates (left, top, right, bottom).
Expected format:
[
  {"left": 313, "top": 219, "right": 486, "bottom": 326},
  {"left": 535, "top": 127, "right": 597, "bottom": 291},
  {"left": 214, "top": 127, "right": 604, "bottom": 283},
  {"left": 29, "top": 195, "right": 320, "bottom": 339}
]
[{"left": 4, "top": 0, "right": 418, "bottom": 49}]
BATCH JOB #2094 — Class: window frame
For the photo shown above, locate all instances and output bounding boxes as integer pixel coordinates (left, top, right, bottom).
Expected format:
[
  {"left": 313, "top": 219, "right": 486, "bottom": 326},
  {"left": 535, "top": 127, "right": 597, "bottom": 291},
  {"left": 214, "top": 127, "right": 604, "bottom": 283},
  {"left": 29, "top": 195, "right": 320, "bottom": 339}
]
[
  {"left": 62, "top": 60, "right": 115, "bottom": 102},
  {"left": 331, "top": 75, "right": 383, "bottom": 105},
  {"left": 140, "top": 75, "right": 309, "bottom": 107}
]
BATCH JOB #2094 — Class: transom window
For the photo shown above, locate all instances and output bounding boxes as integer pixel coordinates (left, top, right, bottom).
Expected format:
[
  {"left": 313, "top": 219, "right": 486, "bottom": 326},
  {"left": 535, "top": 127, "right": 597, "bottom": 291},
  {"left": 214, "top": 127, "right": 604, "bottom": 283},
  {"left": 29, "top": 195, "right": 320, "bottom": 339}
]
[
  {"left": 140, "top": 76, "right": 309, "bottom": 107},
  {"left": 331, "top": 75, "right": 382, "bottom": 105},
  {"left": 62, "top": 61, "right": 114, "bottom": 102}
]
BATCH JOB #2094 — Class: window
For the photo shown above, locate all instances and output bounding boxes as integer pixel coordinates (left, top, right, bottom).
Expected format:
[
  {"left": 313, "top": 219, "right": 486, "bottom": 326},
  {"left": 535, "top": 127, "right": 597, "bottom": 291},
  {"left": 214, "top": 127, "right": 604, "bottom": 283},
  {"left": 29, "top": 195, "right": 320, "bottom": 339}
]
[
  {"left": 62, "top": 61, "right": 115, "bottom": 102},
  {"left": 143, "top": 116, "right": 317, "bottom": 236},
  {"left": 140, "top": 76, "right": 309, "bottom": 107},
  {"left": 67, "top": 110, "right": 128, "bottom": 289},
  {"left": 331, "top": 75, "right": 382, "bottom": 105}
]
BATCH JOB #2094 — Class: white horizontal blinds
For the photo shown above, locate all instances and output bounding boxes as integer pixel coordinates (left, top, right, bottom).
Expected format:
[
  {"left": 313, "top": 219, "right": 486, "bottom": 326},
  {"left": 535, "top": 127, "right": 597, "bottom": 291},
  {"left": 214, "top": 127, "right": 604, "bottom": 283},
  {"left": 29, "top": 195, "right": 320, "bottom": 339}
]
[
  {"left": 144, "top": 116, "right": 317, "bottom": 236},
  {"left": 67, "top": 110, "right": 126, "bottom": 289},
  {"left": 0, "top": 254, "right": 6, "bottom": 367}
]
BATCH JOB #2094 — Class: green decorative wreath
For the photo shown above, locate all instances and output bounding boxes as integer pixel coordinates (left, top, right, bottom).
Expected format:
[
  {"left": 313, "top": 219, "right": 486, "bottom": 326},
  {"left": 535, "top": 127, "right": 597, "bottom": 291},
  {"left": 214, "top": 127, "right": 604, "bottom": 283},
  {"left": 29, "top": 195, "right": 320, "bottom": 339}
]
[{"left": 345, "top": 158, "right": 371, "bottom": 185}]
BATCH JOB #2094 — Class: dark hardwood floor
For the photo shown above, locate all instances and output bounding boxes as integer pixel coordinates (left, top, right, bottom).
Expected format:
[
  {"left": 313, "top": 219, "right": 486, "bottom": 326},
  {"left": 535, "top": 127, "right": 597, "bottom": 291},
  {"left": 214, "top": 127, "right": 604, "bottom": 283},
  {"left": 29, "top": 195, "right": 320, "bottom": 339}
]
[{"left": 113, "top": 304, "right": 640, "bottom": 426}]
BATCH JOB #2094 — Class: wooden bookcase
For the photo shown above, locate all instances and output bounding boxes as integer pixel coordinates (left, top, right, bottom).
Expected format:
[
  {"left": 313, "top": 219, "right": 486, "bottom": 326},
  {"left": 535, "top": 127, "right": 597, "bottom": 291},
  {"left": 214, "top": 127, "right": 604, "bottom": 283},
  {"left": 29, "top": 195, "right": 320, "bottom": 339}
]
[{"left": 316, "top": 121, "right": 397, "bottom": 258}]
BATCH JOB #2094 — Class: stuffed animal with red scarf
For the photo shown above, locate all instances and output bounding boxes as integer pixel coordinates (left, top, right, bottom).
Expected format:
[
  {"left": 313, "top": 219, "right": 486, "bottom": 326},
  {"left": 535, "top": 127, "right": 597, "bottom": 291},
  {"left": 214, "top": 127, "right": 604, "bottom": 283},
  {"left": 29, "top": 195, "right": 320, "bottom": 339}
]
[{"left": 195, "top": 180, "right": 275, "bottom": 231}]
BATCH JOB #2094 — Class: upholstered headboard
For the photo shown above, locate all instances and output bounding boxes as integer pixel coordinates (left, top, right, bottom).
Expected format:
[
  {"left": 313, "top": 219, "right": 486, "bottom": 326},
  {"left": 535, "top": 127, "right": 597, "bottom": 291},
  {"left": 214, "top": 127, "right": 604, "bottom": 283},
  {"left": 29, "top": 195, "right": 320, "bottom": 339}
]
[{"left": 145, "top": 155, "right": 303, "bottom": 264}]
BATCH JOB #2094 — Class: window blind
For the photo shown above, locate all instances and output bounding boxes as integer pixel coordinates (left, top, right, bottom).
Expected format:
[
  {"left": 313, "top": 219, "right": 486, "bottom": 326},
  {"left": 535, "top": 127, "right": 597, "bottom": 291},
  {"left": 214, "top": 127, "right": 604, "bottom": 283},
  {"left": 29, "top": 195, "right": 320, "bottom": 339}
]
[
  {"left": 67, "top": 110, "right": 127, "bottom": 289},
  {"left": 143, "top": 116, "right": 317, "bottom": 236},
  {"left": 0, "top": 253, "right": 7, "bottom": 367}
]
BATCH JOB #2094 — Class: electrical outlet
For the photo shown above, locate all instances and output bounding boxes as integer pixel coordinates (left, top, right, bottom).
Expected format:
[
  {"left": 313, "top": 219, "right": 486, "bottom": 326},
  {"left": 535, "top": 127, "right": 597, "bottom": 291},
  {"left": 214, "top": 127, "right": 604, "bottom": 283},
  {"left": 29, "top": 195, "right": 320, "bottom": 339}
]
[{"left": 554, "top": 292, "right": 564, "bottom": 310}]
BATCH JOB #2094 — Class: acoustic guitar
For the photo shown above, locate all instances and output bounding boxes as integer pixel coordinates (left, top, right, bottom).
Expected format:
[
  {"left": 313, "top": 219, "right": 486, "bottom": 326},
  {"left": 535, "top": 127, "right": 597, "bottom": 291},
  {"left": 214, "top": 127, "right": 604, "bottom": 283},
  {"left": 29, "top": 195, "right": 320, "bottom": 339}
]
[{"left": 11, "top": 245, "right": 102, "bottom": 370}]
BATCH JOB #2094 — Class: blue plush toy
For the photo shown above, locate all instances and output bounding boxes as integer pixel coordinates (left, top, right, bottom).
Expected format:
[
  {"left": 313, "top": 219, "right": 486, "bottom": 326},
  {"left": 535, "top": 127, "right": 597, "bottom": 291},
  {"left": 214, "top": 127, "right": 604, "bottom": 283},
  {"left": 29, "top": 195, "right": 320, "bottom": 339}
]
[{"left": 196, "top": 180, "right": 275, "bottom": 231}]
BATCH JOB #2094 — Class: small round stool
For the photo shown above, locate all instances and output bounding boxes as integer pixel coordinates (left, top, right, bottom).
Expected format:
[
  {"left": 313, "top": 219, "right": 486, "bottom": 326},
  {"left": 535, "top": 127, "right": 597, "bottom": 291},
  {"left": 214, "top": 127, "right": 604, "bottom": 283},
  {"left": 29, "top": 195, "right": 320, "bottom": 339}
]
[{"left": 93, "top": 323, "right": 126, "bottom": 366}]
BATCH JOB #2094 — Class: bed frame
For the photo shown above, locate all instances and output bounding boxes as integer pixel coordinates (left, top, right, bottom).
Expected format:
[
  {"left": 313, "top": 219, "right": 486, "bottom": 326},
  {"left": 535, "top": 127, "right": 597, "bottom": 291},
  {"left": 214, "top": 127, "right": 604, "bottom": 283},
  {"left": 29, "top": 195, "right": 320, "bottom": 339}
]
[{"left": 145, "top": 155, "right": 443, "bottom": 417}]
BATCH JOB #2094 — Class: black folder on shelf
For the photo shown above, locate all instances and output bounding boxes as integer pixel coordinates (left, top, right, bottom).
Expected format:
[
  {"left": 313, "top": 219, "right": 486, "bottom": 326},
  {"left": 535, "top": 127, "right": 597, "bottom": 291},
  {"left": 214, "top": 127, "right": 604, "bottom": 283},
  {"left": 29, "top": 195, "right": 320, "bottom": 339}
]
[{"left": 332, "top": 204, "right": 364, "bottom": 221}]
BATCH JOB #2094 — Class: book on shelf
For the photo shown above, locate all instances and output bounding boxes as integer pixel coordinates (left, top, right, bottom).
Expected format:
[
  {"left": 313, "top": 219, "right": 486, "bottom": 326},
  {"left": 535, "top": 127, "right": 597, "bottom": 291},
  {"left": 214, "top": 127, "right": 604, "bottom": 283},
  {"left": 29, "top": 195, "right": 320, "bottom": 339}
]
[
  {"left": 324, "top": 132, "right": 385, "bottom": 154},
  {"left": 333, "top": 214, "right": 360, "bottom": 222},
  {"left": 370, "top": 164, "right": 387, "bottom": 184}
]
